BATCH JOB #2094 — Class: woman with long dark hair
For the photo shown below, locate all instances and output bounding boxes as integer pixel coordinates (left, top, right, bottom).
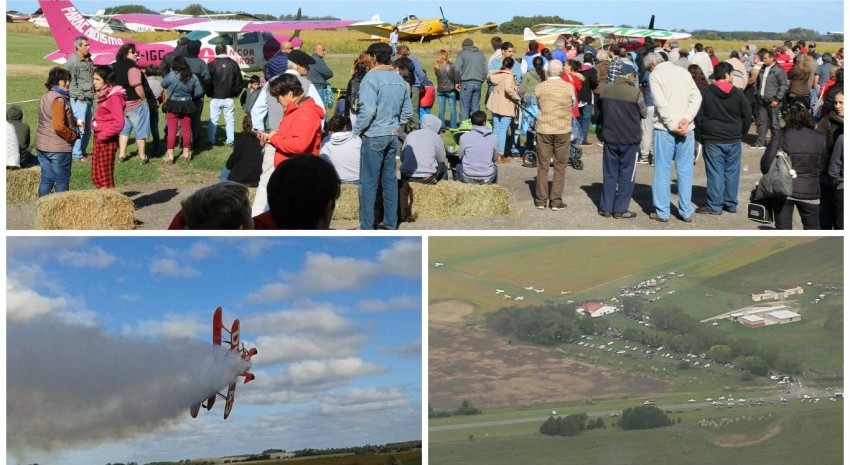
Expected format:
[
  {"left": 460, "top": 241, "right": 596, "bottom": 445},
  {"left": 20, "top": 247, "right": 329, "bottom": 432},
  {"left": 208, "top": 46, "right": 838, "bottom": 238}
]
[
  {"left": 760, "top": 102, "right": 828, "bottom": 229},
  {"left": 90, "top": 65, "right": 126, "bottom": 188},
  {"left": 35, "top": 67, "right": 78, "bottom": 196},
  {"left": 161, "top": 56, "right": 204, "bottom": 162}
]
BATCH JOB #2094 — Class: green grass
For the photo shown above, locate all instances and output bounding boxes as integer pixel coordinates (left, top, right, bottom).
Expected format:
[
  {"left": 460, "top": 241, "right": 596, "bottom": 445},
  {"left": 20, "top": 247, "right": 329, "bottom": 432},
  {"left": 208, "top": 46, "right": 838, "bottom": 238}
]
[{"left": 430, "top": 402, "right": 842, "bottom": 465}]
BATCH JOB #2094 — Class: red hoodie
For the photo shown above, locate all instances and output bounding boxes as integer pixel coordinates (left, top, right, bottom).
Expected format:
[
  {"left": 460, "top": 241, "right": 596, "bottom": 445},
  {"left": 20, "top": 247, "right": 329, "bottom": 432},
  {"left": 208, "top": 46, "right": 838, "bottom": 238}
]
[
  {"left": 91, "top": 84, "right": 126, "bottom": 141},
  {"left": 270, "top": 96, "right": 324, "bottom": 167}
]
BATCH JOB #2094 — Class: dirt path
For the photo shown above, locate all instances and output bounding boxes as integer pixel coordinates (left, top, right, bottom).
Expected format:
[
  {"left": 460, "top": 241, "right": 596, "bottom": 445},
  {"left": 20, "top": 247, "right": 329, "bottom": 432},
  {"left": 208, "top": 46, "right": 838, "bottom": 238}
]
[{"left": 6, "top": 143, "right": 801, "bottom": 230}]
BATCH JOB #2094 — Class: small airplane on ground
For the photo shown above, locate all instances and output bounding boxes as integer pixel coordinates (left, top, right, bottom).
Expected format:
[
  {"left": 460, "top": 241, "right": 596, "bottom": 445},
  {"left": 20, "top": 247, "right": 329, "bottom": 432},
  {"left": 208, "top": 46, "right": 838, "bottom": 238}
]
[
  {"left": 523, "top": 15, "right": 691, "bottom": 51},
  {"left": 495, "top": 289, "right": 505, "bottom": 294},
  {"left": 350, "top": 8, "right": 497, "bottom": 43},
  {"left": 7, "top": 9, "right": 38, "bottom": 22},
  {"left": 434, "top": 262, "right": 445, "bottom": 267},
  {"left": 534, "top": 289, "right": 544, "bottom": 294},
  {"left": 524, "top": 286, "right": 534, "bottom": 290},
  {"left": 190, "top": 307, "right": 257, "bottom": 420},
  {"left": 37, "top": 0, "right": 360, "bottom": 72}
]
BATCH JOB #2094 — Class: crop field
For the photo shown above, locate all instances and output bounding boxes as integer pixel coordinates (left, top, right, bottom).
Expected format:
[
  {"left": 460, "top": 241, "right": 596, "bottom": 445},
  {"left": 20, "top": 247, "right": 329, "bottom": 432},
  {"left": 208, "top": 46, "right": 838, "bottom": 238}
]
[{"left": 429, "top": 237, "right": 843, "bottom": 464}]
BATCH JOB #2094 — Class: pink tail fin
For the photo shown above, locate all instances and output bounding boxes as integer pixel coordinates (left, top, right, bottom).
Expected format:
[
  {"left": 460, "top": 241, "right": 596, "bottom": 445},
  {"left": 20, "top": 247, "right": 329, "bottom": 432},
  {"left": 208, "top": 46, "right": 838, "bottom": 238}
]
[{"left": 38, "top": 0, "right": 126, "bottom": 52}]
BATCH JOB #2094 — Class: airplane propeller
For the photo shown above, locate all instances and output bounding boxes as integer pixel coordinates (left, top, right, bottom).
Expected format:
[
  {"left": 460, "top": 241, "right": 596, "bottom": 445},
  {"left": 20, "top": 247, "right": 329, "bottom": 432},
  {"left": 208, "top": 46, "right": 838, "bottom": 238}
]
[{"left": 439, "top": 6, "right": 453, "bottom": 35}]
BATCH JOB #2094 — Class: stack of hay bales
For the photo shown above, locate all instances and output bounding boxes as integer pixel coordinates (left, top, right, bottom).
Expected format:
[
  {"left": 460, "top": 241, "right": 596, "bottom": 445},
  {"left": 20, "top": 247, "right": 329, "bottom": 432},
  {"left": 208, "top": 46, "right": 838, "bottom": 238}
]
[
  {"left": 35, "top": 190, "right": 137, "bottom": 229},
  {"left": 6, "top": 167, "right": 40, "bottom": 203},
  {"left": 331, "top": 181, "right": 511, "bottom": 221}
]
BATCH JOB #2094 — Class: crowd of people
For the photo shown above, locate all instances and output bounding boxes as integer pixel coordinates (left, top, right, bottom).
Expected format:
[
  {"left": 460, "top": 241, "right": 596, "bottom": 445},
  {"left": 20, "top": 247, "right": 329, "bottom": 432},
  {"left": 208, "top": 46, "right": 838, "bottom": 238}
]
[{"left": 18, "top": 30, "right": 844, "bottom": 230}]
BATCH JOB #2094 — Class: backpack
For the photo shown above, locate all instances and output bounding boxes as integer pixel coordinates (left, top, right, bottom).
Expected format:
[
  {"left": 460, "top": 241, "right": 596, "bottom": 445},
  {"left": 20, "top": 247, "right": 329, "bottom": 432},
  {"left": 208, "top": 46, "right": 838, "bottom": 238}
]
[{"left": 754, "top": 132, "right": 794, "bottom": 200}]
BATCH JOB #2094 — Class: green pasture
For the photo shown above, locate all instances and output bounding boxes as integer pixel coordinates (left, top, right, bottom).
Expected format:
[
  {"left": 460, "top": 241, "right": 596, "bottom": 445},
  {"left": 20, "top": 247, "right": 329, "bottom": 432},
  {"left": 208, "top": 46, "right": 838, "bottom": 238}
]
[{"left": 430, "top": 401, "right": 842, "bottom": 465}]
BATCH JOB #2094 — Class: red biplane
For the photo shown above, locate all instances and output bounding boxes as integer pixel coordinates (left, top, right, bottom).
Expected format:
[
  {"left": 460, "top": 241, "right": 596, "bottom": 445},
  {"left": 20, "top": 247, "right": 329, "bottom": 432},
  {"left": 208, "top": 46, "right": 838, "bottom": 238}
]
[{"left": 190, "top": 307, "right": 257, "bottom": 420}]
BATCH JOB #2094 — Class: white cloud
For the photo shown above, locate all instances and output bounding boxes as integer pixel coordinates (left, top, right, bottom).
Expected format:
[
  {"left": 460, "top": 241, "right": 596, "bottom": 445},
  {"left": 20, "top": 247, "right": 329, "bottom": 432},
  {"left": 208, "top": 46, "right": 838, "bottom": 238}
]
[
  {"left": 245, "top": 303, "right": 353, "bottom": 335},
  {"left": 253, "top": 333, "right": 366, "bottom": 365},
  {"left": 6, "top": 278, "right": 68, "bottom": 321},
  {"left": 357, "top": 295, "right": 421, "bottom": 313},
  {"left": 380, "top": 340, "right": 422, "bottom": 358},
  {"left": 122, "top": 314, "right": 207, "bottom": 340},
  {"left": 318, "top": 387, "right": 410, "bottom": 414},
  {"left": 245, "top": 239, "right": 421, "bottom": 303},
  {"left": 6, "top": 237, "right": 89, "bottom": 260},
  {"left": 119, "top": 294, "right": 141, "bottom": 302},
  {"left": 149, "top": 258, "right": 200, "bottom": 278},
  {"left": 55, "top": 246, "right": 117, "bottom": 269},
  {"left": 238, "top": 239, "right": 283, "bottom": 258},
  {"left": 187, "top": 241, "right": 217, "bottom": 261}
]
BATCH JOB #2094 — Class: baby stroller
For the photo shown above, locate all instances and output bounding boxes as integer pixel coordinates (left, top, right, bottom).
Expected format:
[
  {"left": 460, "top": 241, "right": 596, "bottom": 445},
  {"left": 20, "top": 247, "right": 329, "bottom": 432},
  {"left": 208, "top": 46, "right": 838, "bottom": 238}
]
[{"left": 516, "top": 100, "right": 583, "bottom": 170}]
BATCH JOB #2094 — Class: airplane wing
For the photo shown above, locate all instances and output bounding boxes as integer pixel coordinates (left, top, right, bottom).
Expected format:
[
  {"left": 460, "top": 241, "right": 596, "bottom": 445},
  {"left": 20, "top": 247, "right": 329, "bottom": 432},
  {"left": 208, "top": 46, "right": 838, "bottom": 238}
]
[
  {"left": 444, "top": 22, "right": 499, "bottom": 36},
  {"left": 223, "top": 383, "right": 237, "bottom": 419},
  {"left": 525, "top": 23, "right": 691, "bottom": 43},
  {"left": 110, "top": 12, "right": 359, "bottom": 32},
  {"left": 349, "top": 18, "right": 395, "bottom": 39}
]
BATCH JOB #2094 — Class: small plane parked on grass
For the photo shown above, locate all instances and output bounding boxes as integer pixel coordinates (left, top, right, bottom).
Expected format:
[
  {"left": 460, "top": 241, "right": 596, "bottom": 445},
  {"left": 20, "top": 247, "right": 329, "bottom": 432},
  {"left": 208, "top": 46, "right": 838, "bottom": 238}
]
[
  {"left": 350, "top": 8, "right": 497, "bottom": 43},
  {"left": 37, "top": 0, "right": 360, "bottom": 72},
  {"left": 190, "top": 307, "right": 257, "bottom": 420},
  {"left": 523, "top": 15, "right": 691, "bottom": 51}
]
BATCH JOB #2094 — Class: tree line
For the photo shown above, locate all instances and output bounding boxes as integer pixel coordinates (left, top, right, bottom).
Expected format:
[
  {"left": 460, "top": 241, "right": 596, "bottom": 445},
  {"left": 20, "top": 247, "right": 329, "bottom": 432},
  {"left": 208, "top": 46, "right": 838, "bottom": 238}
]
[
  {"left": 429, "top": 400, "right": 482, "bottom": 418},
  {"left": 539, "top": 413, "right": 605, "bottom": 437},
  {"left": 102, "top": 4, "right": 339, "bottom": 21},
  {"left": 485, "top": 303, "right": 597, "bottom": 346}
]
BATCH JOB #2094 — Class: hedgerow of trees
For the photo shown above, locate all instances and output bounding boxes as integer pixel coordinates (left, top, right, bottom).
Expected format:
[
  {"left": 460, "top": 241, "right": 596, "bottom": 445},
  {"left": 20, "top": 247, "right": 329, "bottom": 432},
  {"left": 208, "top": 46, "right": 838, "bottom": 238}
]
[
  {"left": 429, "top": 400, "right": 482, "bottom": 418},
  {"left": 618, "top": 406, "right": 673, "bottom": 430},
  {"left": 539, "top": 413, "right": 604, "bottom": 437}
]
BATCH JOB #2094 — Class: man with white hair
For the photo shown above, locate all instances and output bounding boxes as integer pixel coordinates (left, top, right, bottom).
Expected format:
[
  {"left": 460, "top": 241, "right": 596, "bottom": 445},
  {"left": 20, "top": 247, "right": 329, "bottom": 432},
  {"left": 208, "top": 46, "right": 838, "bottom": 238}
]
[
  {"left": 533, "top": 60, "right": 574, "bottom": 211},
  {"left": 647, "top": 51, "right": 702, "bottom": 222}
]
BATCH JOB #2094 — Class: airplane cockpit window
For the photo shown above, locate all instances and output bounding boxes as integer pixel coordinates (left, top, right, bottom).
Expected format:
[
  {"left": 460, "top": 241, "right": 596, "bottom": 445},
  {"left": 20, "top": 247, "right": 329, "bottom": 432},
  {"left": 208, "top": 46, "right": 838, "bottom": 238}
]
[
  {"left": 210, "top": 34, "right": 234, "bottom": 46},
  {"left": 402, "top": 14, "right": 418, "bottom": 23},
  {"left": 237, "top": 32, "right": 260, "bottom": 45},
  {"left": 261, "top": 32, "right": 274, "bottom": 42},
  {"left": 185, "top": 30, "right": 211, "bottom": 41}
]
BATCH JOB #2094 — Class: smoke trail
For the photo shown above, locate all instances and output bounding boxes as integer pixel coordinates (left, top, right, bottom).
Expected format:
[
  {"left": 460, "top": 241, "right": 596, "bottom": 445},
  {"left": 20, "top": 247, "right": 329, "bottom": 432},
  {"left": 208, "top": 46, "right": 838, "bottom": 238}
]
[{"left": 7, "top": 316, "right": 249, "bottom": 454}]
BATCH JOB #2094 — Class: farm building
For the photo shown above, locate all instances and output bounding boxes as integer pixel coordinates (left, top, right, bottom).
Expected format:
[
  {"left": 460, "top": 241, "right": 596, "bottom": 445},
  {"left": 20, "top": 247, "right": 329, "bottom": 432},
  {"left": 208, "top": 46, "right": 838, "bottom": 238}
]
[
  {"left": 764, "top": 309, "right": 802, "bottom": 324},
  {"left": 741, "top": 315, "right": 766, "bottom": 328},
  {"left": 751, "top": 286, "right": 804, "bottom": 301},
  {"left": 576, "top": 301, "right": 620, "bottom": 318},
  {"left": 730, "top": 306, "right": 802, "bottom": 328}
]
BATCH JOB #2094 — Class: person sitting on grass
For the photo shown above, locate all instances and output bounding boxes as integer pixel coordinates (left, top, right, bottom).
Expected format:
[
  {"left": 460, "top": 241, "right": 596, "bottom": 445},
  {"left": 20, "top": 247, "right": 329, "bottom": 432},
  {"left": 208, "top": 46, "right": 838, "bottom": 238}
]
[
  {"left": 253, "top": 154, "right": 341, "bottom": 230},
  {"left": 320, "top": 114, "right": 361, "bottom": 184},
  {"left": 6, "top": 104, "right": 36, "bottom": 167},
  {"left": 222, "top": 115, "right": 264, "bottom": 187},
  {"left": 170, "top": 181, "right": 254, "bottom": 230},
  {"left": 399, "top": 113, "right": 448, "bottom": 184},
  {"left": 456, "top": 111, "right": 499, "bottom": 184}
]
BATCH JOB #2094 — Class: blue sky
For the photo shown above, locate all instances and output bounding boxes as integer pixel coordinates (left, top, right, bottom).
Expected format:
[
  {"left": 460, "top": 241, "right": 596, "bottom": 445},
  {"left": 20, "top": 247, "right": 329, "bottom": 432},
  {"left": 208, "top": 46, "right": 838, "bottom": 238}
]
[
  {"left": 6, "top": 0, "right": 845, "bottom": 33},
  {"left": 6, "top": 236, "right": 422, "bottom": 465}
]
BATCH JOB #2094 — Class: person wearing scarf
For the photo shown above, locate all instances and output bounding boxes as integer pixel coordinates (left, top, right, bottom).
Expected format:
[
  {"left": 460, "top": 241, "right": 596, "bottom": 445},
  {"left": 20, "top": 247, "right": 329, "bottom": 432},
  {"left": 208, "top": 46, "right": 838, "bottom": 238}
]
[
  {"left": 35, "top": 67, "right": 78, "bottom": 196},
  {"left": 90, "top": 65, "right": 127, "bottom": 189}
]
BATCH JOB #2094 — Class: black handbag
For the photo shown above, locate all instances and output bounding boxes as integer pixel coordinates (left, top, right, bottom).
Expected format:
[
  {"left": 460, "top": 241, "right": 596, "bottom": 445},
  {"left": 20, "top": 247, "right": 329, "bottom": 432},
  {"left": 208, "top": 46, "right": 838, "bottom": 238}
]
[{"left": 747, "top": 188, "right": 774, "bottom": 223}]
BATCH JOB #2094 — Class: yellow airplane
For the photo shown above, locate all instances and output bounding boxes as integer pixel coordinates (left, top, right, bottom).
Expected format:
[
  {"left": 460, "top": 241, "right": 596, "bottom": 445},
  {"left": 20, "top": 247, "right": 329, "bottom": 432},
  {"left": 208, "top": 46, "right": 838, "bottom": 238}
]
[{"left": 350, "top": 8, "right": 498, "bottom": 43}]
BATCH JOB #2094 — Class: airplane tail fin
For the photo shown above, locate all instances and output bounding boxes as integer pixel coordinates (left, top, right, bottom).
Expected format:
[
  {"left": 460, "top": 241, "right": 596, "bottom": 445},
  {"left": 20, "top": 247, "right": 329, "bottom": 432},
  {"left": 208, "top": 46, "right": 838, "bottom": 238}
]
[
  {"left": 523, "top": 27, "right": 538, "bottom": 42},
  {"left": 37, "top": 0, "right": 126, "bottom": 52}
]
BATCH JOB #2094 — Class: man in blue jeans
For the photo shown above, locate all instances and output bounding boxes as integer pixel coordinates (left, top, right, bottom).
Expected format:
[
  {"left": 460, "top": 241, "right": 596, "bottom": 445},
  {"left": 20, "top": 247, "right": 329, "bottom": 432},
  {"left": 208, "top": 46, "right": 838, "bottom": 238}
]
[
  {"left": 454, "top": 38, "right": 487, "bottom": 122},
  {"left": 352, "top": 42, "right": 412, "bottom": 230},
  {"left": 694, "top": 62, "right": 752, "bottom": 215},
  {"left": 646, "top": 52, "right": 702, "bottom": 222},
  {"left": 66, "top": 37, "right": 93, "bottom": 162}
]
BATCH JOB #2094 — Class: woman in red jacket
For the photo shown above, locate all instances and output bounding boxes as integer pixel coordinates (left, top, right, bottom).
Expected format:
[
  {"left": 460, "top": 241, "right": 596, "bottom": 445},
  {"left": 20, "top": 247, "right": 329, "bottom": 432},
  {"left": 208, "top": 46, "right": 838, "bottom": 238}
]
[
  {"left": 90, "top": 66, "right": 126, "bottom": 188},
  {"left": 263, "top": 74, "right": 323, "bottom": 167}
]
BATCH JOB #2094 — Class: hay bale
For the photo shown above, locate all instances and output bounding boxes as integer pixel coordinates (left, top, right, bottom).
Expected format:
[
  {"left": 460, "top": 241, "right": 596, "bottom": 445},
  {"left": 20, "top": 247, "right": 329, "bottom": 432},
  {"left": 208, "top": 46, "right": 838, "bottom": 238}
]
[
  {"left": 330, "top": 181, "right": 512, "bottom": 221},
  {"left": 35, "top": 190, "right": 137, "bottom": 230},
  {"left": 6, "top": 166, "right": 40, "bottom": 203},
  {"left": 333, "top": 184, "right": 360, "bottom": 221},
  {"left": 410, "top": 181, "right": 512, "bottom": 219}
]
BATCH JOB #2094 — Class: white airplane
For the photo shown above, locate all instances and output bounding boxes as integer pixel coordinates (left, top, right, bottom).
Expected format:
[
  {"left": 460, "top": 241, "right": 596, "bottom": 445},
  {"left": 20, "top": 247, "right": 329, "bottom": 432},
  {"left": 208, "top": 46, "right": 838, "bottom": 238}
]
[
  {"left": 534, "top": 289, "right": 544, "bottom": 293},
  {"left": 503, "top": 295, "right": 512, "bottom": 299},
  {"left": 495, "top": 289, "right": 505, "bottom": 294},
  {"left": 560, "top": 290, "right": 572, "bottom": 295},
  {"left": 524, "top": 286, "right": 534, "bottom": 290},
  {"left": 515, "top": 296, "right": 525, "bottom": 301},
  {"left": 434, "top": 262, "right": 444, "bottom": 267}
]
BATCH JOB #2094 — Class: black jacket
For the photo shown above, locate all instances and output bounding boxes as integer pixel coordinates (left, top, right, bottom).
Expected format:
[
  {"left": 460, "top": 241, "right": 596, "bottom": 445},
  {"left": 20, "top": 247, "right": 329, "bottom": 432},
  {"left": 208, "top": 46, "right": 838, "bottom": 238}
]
[
  {"left": 208, "top": 55, "right": 243, "bottom": 99},
  {"left": 695, "top": 83, "right": 752, "bottom": 144},
  {"left": 225, "top": 136, "right": 263, "bottom": 187},
  {"left": 599, "top": 77, "right": 647, "bottom": 145},
  {"left": 760, "top": 127, "right": 828, "bottom": 200},
  {"left": 578, "top": 66, "right": 598, "bottom": 105}
]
